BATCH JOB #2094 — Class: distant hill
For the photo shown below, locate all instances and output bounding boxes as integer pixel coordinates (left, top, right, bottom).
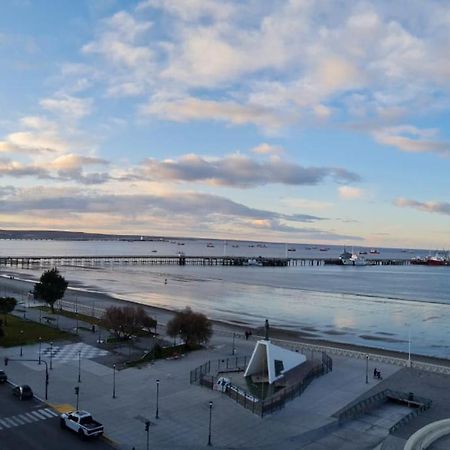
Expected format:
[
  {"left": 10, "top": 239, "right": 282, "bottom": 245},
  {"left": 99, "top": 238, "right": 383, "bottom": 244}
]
[{"left": 0, "top": 229, "right": 163, "bottom": 241}]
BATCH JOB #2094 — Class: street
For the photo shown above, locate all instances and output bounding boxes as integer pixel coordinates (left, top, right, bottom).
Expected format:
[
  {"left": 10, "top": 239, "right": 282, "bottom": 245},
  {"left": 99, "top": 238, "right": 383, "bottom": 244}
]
[{"left": 0, "top": 382, "right": 114, "bottom": 450}]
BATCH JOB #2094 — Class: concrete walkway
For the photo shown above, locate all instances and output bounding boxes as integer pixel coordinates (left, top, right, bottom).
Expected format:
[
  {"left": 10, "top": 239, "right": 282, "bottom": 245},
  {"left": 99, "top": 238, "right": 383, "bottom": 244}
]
[{"left": 0, "top": 302, "right": 408, "bottom": 449}]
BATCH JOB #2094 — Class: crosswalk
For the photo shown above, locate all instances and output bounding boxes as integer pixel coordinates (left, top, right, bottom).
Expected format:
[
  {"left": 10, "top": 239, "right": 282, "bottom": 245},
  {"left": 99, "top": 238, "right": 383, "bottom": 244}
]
[
  {"left": 40, "top": 342, "right": 109, "bottom": 363},
  {"left": 0, "top": 408, "right": 58, "bottom": 431}
]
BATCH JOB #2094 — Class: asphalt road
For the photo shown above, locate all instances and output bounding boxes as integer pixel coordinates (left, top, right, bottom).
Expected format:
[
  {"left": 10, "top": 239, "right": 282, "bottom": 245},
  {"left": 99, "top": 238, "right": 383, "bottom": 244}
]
[{"left": 0, "top": 382, "right": 115, "bottom": 450}]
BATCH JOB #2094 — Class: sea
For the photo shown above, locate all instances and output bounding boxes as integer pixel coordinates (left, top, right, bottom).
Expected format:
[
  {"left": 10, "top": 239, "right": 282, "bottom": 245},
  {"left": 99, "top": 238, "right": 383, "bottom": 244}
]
[{"left": 1, "top": 238, "right": 449, "bottom": 359}]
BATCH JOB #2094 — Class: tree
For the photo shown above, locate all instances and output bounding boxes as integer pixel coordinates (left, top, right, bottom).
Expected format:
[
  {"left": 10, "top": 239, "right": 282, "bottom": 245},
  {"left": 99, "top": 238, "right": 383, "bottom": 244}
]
[
  {"left": 0, "top": 297, "right": 17, "bottom": 325},
  {"left": 33, "top": 268, "right": 68, "bottom": 313},
  {"left": 101, "top": 305, "right": 156, "bottom": 340},
  {"left": 166, "top": 307, "right": 212, "bottom": 348}
]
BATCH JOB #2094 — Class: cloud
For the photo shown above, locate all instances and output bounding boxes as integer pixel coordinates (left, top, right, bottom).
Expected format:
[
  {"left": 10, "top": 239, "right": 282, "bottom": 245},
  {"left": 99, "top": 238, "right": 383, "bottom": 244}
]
[
  {"left": 251, "top": 143, "right": 284, "bottom": 155},
  {"left": 338, "top": 186, "right": 364, "bottom": 199},
  {"left": 40, "top": 95, "right": 93, "bottom": 121},
  {"left": 137, "top": 0, "right": 235, "bottom": 21},
  {"left": 394, "top": 198, "right": 450, "bottom": 215},
  {"left": 141, "top": 96, "right": 292, "bottom": 130},
  {"left": 81, "top": 10, "right": 154, "bottom": 97},
  {"left": 372, "top": 125, "right": 450, "bottom": 155},
  {"left": 138, "top": 153, "right": 361, "bottom": 187}
]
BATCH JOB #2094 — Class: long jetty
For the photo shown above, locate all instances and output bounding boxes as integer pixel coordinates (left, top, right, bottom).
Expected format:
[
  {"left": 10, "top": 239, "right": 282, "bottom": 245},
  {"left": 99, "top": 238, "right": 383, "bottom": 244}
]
[{"left": 0, "top": 255, "right": 412, "bottom": 268}]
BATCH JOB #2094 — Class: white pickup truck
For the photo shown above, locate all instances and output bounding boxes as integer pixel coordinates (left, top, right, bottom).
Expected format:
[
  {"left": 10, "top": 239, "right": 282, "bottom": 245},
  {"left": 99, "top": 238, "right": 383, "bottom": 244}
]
[{"left": 60, "top": 410, "right": 104, "bottom": 440}]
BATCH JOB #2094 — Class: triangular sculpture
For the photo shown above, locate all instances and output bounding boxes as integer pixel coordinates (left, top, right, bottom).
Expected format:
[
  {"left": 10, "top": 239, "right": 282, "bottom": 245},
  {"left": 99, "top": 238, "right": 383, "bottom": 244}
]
[{"left": 244, "top": 340, "right": 307, "bottom": 384}]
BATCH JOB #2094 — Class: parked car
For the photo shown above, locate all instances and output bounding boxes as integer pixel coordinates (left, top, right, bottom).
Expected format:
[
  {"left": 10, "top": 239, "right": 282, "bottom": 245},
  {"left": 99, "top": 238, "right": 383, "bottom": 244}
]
[
  {"left": 12, "top": 385, "right": 33, "bottom": 400},
  {"left": 0, "top": 370, "right": 7, "bottom": 383},
  {"left": 60, "top": 410, "right": 104, "bottom": 440}
]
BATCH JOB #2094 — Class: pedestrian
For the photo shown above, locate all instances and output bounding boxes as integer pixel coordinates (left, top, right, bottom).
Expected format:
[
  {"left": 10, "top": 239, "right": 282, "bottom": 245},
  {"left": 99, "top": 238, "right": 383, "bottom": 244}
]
[
  {"left": 373, "top": 368, "right": 377, "bottom": 378},
  {"left": 245, "top": 330, "right": 249, "bottom": 340}
]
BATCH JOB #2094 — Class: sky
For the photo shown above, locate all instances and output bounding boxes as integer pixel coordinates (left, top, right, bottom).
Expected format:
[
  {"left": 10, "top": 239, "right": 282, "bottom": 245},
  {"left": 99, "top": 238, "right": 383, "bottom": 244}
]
[{"left": 0, "top": 0, "right": 449, "bottom": 248}]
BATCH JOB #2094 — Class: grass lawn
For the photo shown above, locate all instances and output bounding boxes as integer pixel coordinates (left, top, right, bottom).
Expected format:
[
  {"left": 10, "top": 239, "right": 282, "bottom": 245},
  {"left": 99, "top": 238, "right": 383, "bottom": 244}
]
[
  {"left": 0, "top": 314, "right": 74, "bottom": 347},
  {"left": 37, "top": 306, "right": 103, "bottom": 327}
]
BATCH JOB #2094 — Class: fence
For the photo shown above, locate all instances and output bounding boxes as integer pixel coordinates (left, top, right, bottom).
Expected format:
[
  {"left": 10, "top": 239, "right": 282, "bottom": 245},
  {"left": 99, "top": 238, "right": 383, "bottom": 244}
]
[
  {"left": 335, "top": 388, "right": 432, "bottom": 433},
  {"left": 190, "top": 352, "right": 333, "bottom": 417}
]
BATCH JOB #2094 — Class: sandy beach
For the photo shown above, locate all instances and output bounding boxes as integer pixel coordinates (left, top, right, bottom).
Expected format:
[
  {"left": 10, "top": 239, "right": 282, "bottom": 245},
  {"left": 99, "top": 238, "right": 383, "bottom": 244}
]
[{"left": 2, "top": 268, "right": 450, "bottom": 369}]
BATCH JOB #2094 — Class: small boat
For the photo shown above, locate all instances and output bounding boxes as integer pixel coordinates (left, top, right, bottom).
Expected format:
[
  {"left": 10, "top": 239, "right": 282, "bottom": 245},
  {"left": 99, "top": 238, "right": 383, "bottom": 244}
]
[
  {"left": 206, "top": 243, "right": 214, "bottom": 248},
  {"left": 305, "top": 247, "right": 311, "bottom": 250},
  {"left": 231, "top": 244, "right": 239, "bottom": 248},
  {"left": 177, "top": 242, "right": 185, "bottom": 246},
  {"left": 339, "top": 248, "right": 368, "bottom": 266},
  {"left": 359, "top": 250, "right": 367, "bottom": 255},
  {"left": 319, "top": 247, "right": 329, "bottom": 252},
  {"left": 245, "top": 258, "right": 263, "bottom": 266},
  {"left": 151, "top": 250, "right": 157, "bottom": 253},
  {"left": 287, "top": 248, "right": 296, "bottom": 252},
  {"left": 369, "top": 249, "right": 380, "bottom": 254}
]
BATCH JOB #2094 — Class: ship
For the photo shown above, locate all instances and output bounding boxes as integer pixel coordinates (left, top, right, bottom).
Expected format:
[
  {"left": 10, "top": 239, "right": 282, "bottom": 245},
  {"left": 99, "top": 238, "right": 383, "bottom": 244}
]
[{"left": 339, "top": 248, "right": 368, "bottom": 266}]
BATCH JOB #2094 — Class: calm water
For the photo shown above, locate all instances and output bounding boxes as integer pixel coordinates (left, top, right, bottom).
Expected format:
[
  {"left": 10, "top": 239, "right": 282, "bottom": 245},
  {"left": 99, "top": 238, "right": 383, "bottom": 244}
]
[{"left": 1, "top": 239, "right": 449, "bottom": 358}]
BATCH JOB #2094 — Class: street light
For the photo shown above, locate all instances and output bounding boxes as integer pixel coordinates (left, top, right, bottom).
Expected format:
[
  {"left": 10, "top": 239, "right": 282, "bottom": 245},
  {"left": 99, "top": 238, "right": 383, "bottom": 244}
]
[
  {"left": 77, "top": 350, "right": 81, "bottom": 383},
  {"left": 408, "top": 325, "right": 412, "bottom": 368},
  {"left": 19, "top": 330, "right": 23, "bottom": 357},
  {"left": 207, "top": 401, "right": 213, "bottom": 446},
  {"left": 232, "top": 332, "right": 236, "bottom": 355},
  {"left": 365, "top": 354, "right": 369, "bottom": 384},
  {"left": 38, "top": 337, "right": 42, "bottom": 365},
  {"left": 155, "top": 379, "right": 160, "bottom": 419},
  {"left": 145, "top": 421, "right": 150, "bottom": 450},
  {"left": 5, "top": 357, "right": 49, "bottom": 400},
  {"left": 49, "top": 342, "right": 53, "bottom": 370},
  {"left": 112, "top": 364, "right": 116, "bottom": 399},
  {"left": 74, "top": 386, "right": 80, "bottom": 410}
]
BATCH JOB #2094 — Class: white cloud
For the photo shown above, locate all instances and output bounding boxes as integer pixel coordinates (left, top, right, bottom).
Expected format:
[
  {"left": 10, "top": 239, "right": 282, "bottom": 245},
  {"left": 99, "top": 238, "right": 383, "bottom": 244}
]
[
  {"left": 40, "top": 95, "right": 93, "bottom": 121},
  {"left": 394, "top": 198, "right": 450, "bottom": 215},
  {"left": 251, "top": 143, "right": 284, "bottom": 155},
  {"left": 142, "top": 96, "right": 292, "bottom": 130},
  {"left": 372, "top": 125, "right": 449, "bottom": 155},
  {"left": 338, "top": 186, "right": 364, "bottom": 200}
]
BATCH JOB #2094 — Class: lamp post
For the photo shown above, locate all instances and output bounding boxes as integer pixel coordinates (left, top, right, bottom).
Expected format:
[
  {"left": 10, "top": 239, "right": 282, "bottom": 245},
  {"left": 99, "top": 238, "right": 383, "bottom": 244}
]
[
  {"left": 207, "top": 401, "right": 213, "bottom": 446},
  {"left": 112, "top": 364, "right": 116, "bottom": 399},
  {"left": 365, "top": 354, "right": 369, "bottom": 384},
  {"left": 77, "top": 350, "right": 81, "bottom": 383},
  {"left": 155, "top": 379, "right": 160, "bottom": 419},
  {"left": 145, "top": 421, "right": 150, "bottom": 450},
  {"left": 232, "top": 332, "right": 236, "bottom": 355},
  {"left": 4, "top": 357, "right": 49, "bottom": 400},
  {"left": 49, "top": 341, "right": 53, "bottom": 370},
  {"left": 19, "top": 330, "right": 23, "bottom": 357},
  {"left": 38, "top": 337, "right": 42, "bottom": 365},
  {"left": 75, "top": 386, "right": 80, "bottom": 410},
  {"left": 75, "top": 297, "right": 79, "bottom": 334},
  {"left": 408, "top": 325, "right": 412, "bottom": 367}
]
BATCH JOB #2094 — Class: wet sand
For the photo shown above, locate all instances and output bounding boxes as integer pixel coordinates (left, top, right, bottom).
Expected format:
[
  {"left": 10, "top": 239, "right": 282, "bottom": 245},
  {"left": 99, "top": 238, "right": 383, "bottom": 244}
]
[{"left": 2, "top": 271, "right": 450, "bottom": 368}]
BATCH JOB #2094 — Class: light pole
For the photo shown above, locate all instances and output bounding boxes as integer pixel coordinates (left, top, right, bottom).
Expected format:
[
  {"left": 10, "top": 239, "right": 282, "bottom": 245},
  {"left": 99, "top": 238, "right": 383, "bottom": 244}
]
[
  {"left": 77, "top": 350, "right": 81, "bottom": 383},
  {"left": 207, "top": 401, "right": 213, "bottom": 446},
  {"left": 4, "top": 357, "right": 49, "bottom": 400},
  {"left": 155, "top": 379, "right": 160, "bottom": 419},
  {"left": 407, "top": 325, "right": 412, "bottom": 367},
  {"left": 38, "top": 337, "right": 42, "bottom": 365},
  {"left": 112, "top": 364, "right": 116, "bottom": 399},
  {"left": 145, "top": 421, "right": 150, "bottom": 450},
  {"left": 49, "top": 341, "right": 53, "bottom": 370},
  {"left": 232, "top": 332, "right": 236, "bottom": 355},
  {"left": 365, "top": 354, "right": 369, "bottom": 384},
  {"left": 75, "top": 386, "right": 80, "bottom": 410},
  {"left": 19, "top": 330, "right": 23, "bottom": 357},
  {"left": 75, "top": 297, "right": 79, "bottom": 334}
]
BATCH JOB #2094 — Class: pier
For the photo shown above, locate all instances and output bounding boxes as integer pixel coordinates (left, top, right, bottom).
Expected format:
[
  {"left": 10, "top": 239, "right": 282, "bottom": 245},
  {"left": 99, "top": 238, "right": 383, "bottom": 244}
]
[{"left": 0, "top": 255, "right": 413, "bottom": 268}]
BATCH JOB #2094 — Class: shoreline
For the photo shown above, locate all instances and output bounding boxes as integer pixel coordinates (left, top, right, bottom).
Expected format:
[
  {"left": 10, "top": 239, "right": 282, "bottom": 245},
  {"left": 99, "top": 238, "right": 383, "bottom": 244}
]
[{"left": 2, "top": 270, "right": 450, "bottom": 368}]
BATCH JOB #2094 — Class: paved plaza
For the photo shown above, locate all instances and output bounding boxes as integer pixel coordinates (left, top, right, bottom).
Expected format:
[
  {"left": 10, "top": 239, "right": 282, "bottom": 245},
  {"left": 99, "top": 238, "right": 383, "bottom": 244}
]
[{"left": 2, "top": 301, "right": 450, "bottom": 449}]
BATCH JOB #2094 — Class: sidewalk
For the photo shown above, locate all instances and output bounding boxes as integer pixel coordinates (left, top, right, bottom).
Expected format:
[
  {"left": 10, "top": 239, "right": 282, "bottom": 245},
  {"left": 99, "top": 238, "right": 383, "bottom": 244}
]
[{"left": 1, "top": 304, "right": 404, "bottom": 449}]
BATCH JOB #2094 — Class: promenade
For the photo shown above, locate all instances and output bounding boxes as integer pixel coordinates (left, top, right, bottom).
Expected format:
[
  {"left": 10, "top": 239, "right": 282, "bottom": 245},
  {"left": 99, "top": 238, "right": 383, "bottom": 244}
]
[
  {"left": 0, "top": 303, "right": 423, "bottom": 450},
  {"left": 2, "top": 276, "right": 450, "bottom": 449}
]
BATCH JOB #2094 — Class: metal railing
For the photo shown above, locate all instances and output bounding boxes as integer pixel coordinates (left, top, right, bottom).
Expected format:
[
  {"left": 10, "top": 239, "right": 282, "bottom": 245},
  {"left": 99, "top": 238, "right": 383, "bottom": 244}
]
[{"left": 190, "top": 352, "right": 333, "bottom": 417}]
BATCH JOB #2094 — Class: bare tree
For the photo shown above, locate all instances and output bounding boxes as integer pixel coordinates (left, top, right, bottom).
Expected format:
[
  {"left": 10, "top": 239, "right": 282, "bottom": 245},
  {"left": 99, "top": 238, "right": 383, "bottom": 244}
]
[
  {"left": 101, "top": 305, "right": 156, "bottom": 340},
  {"left": 166, "top": 307, "right": 212, "bottom": 348}
]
